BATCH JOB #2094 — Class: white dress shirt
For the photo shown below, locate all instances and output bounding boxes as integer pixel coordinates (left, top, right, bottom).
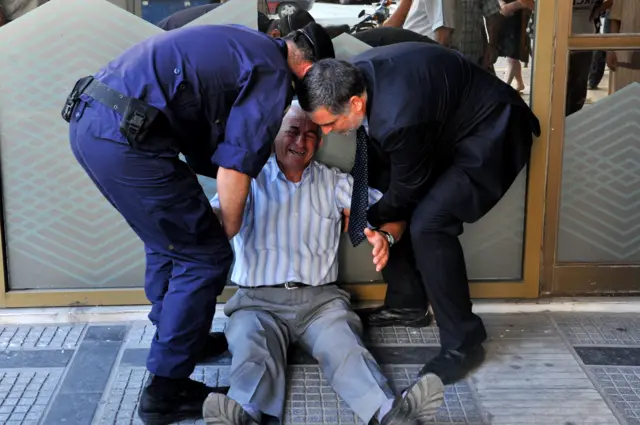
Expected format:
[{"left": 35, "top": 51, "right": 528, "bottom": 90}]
[{"left": 403, "top": 0, "right": 455, "bottom": 40}]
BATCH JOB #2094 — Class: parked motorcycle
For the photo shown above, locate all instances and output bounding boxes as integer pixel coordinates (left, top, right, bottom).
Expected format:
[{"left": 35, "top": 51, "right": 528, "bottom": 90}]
[{"left": 349, "top": 0, "right": 391, "bottom": 33}]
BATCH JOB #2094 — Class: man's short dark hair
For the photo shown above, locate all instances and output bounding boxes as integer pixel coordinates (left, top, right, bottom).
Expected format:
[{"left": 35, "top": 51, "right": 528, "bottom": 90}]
[
  {"left": 283, "top": 31, "right": 315, "bottom": 62},
  {"left": 297, "top": 59, "right": 366, "bottom": 115}
]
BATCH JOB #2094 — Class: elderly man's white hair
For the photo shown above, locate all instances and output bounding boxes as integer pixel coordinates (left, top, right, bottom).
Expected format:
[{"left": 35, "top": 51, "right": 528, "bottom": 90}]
[
  {"left": 285, "top": 99, "right": 321, "bottom": 138},
  {"left": 285, "top": 98, "right": 301, "bottom": 115}
]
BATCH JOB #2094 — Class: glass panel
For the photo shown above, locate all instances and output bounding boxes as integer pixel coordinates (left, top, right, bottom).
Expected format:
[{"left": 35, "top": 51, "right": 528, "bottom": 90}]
[
  {"left": 558, "top": 49, "right": 640, "bottom": 262},
  {"left": 571, "top": 0, "right": 640, "bottom": 36},
  {"left": 0, "top": 0, "right": 163, "bottom": 290}
]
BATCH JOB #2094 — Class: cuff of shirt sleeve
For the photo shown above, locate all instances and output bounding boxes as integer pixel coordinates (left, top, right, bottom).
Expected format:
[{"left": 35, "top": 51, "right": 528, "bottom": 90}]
[
  {"left": 212, "top": 143, "right": 267, "bottom": 178},
  {"left": 431, "top": 19, "right": 448, "bottom": 31}
]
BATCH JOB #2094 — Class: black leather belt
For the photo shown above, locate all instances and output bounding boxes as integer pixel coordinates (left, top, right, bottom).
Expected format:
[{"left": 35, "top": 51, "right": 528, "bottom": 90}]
[
  {"left": 62, "top": 76, "right": 162, "bottom": 149},
  {"left": 238, "top": 282, "right": 307, "bottom": 290}
]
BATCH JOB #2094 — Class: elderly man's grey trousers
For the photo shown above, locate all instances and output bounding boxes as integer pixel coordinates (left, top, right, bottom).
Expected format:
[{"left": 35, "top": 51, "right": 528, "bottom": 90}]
[{"left": 223, "top": 284, "right": 394, "bottom": 424}]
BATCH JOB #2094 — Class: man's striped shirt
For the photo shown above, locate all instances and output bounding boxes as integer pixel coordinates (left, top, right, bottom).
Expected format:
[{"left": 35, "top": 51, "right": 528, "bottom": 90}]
[{"left": 210, "top": 155, "right": 382, "bottom": 287}]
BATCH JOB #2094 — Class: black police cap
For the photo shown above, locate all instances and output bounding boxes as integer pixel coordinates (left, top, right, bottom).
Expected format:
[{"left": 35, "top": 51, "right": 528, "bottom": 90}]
[
  {"left": 297, "top": 22, "right": 335, "bottom": 60},
  {"left": 282, "top": 9, "right": 316, "bottom": 35}
]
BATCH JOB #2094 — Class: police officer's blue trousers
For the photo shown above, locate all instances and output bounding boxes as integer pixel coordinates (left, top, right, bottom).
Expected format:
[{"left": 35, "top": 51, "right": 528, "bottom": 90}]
[{"left": 69, "top": 105, "right": 233, "bottom": 379}]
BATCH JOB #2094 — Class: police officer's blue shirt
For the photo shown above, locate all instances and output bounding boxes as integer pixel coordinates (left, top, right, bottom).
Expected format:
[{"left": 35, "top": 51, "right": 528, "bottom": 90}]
[{"left": 85, "top": 24, "right": 293, "bottom": 178}]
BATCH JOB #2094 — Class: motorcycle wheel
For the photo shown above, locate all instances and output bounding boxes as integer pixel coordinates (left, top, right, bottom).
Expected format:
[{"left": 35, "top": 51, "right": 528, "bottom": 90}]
[{"left": 277, "top": 2, "right": 300, "bottom": 18}]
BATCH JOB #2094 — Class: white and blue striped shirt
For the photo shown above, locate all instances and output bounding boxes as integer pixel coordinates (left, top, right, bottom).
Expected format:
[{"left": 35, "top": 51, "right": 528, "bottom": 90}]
[{"left": 210, "top": 155, "right": 382, "bottom": 287}]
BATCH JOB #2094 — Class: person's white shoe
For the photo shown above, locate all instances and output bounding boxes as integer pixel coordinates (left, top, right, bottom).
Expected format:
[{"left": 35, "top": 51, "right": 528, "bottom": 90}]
[
  {"left": 380, "top": 373, "right": 445, "bottom": 425},
  {"left": 202, "top": 393, "right": 259, "bottom": 425}
]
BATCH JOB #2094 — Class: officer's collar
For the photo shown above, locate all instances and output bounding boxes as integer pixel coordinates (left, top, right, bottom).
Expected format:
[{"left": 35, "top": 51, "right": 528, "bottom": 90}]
[
  {"left": 273, "top": 38, "right": 296, "bottom": 93},
  {"left": 274, "top": 37, "right": 289, "bottom": 61}
]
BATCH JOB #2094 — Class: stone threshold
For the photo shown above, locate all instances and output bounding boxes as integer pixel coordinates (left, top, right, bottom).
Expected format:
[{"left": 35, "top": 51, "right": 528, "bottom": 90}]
[{"left": 2, "top": 297, "right": 640, "bottom": 324}]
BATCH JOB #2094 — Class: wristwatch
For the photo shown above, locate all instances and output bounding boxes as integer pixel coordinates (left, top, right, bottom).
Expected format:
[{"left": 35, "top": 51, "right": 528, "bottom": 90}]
[{"left": 373, "top": 228, "right": 395, "bottom": 247}]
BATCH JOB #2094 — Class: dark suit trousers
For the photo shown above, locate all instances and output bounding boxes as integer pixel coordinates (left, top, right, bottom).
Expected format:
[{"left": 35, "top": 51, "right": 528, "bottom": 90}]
[
  {"left": 409, "top": 103, "right": 533, "bottom": 351},
  {"left": 367, "top": 149, "right": 428, "bottom": 310}
]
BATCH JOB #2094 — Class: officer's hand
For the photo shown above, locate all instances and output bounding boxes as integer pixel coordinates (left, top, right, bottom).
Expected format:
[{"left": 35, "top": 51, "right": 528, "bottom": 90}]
[
  {"left": 500, "top": 3, "right": 516, "bottom": 16},
  {"left": 364, "top": 228, "right": 389, "bottom": 272}
]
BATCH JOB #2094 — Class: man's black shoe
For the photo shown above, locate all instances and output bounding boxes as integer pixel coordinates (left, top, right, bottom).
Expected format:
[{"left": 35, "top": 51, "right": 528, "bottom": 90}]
[
  {"left": 199, "top": 332, "right": 228, "bottom": 361},
  {"left": 357, "top": 306, "right": 432, "bottom": 328},
  {"left": 138, "top": 376, "right": 229, "bottom": 425},
  {"left": 418, "top": 345, "right": 485, "bottom": 385}
]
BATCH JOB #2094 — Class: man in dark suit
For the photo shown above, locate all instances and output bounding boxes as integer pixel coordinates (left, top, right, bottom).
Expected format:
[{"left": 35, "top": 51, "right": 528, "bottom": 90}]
[
  {"left": 297, "top": 43, "right": 540, "bottom": 384},
  {"left": 325, "top": 25, "right": 438, "bottom": 47},
  {"left": 329, "top": 25, "right": 440, "bottom": 329}
]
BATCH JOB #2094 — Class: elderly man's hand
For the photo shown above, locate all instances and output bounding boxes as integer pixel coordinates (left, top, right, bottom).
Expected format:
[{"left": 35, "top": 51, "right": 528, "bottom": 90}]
[
  {"left": 342, "top": 209, "right": 351, "bottom": 233},
  {"left": 364, "top": 228, "right": 389, "bottom": 272}
]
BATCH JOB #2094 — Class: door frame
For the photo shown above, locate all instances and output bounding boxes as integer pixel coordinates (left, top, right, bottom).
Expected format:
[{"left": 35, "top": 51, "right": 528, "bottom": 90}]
[
  {"left": 0, "top": 0, "right": 561, "bottom": 308},
  {"left": 540, "top": 0, "right": 640, "bottom": 296}
]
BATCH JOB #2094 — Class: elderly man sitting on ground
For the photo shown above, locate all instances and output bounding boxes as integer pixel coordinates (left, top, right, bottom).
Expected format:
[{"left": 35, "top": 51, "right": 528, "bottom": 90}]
[{"left": 203, "top": 103, "right": 445, "bottom": 425}]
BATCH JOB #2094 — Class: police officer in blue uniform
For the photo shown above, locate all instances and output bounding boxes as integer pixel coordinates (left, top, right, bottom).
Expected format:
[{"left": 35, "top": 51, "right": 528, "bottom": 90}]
[{"left": 62, "top": 23, "right": 334, "bottom": 424}]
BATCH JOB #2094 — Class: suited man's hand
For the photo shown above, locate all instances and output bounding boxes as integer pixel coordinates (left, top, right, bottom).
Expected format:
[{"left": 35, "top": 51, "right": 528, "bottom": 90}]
[{"left": 364, "top": 228, "right": 389, "bottom": 272}]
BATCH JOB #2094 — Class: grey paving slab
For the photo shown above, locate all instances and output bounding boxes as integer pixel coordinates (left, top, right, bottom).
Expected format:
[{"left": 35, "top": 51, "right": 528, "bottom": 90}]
[
  {"left": 472, "top": 314, "right": 619, "bottom": 424},
  {"left": 0, "top": 325, "right": 85, "bottom": 350},
  {"left": 553, "top": 313, "right": 640, "bottom": 346},
  {"left": 97, "top": 365, "right": 483, "bottom": 425},
  {"left": 42, "top": 325, "right": 126, "bottom": 425},
  {"left": 592, "top": 367, "right": 640, "bottom": 425},
  {"left": 0, "top": 368, "right": 64, "bottom": 425}
]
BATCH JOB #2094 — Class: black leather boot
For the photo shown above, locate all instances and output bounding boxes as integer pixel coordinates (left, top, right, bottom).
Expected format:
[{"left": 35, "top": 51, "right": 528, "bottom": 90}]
[
  {"left": 138, "top": 375, "right": 229, "bottom": 425},
  {"left": 419, "top": 345, "right": 485, "bottom": 385},
  {"left": 357, "top": 306, "right": 433, "bottom": 327},
  {"left": 199, "top": 332, "right": 229, "bottom": 360}
]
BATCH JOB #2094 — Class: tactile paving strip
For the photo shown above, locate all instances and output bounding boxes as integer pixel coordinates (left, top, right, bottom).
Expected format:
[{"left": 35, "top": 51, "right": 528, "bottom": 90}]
[
  {"left": 591, "top": 367, "right": 640, "bottom": 424},
  {"left": 0, "top": 325, "right": 85, "bottom": 350},
  {"left": 127, "top": 321, "right": 440, "bottom": 348},
  {"left": 0, "top": 368, "right": 64, "bottom": 425},
  {"left": 98, "top": 365, "right": 483, "bottom": 425},
  {"left": 364, "top": 326, "right": 440, "bottom": 346},
  {"left": 554, "top": 314, "right": 640, "bottom": 345}
]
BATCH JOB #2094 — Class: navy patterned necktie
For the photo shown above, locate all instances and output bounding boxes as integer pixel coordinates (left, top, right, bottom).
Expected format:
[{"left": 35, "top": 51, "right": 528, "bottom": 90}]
[{"left": 348, "top": 126, "right": 369, "bottom": 247}]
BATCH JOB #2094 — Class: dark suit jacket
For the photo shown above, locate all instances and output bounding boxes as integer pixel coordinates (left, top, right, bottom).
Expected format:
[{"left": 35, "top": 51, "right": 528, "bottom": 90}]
[
  {"left": 354, "top": 42, "right": 541, "bottom": 226},
  {"left": 157, "top": 4, "right": 223, "bottom": 30},
  {"left": 354, "top": 27, "right": 437, "bottom": 47}
]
